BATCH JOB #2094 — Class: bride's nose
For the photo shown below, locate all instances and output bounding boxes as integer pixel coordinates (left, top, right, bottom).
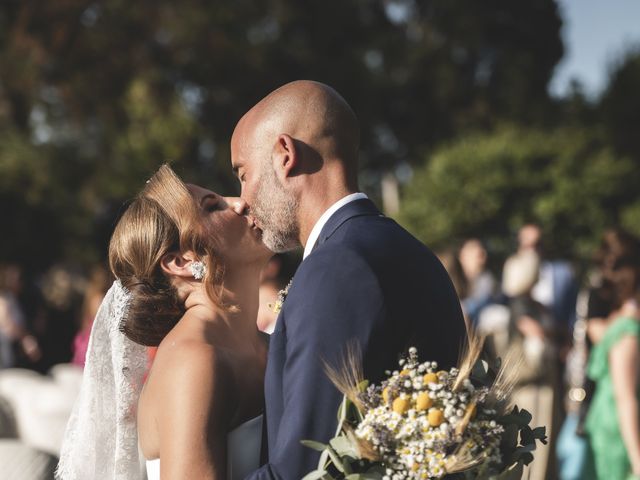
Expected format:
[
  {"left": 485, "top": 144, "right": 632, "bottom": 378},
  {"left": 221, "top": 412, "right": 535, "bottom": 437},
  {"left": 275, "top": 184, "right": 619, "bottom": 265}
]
[{"left": 226, "top": 196, "right": 248, "bottom": 215}]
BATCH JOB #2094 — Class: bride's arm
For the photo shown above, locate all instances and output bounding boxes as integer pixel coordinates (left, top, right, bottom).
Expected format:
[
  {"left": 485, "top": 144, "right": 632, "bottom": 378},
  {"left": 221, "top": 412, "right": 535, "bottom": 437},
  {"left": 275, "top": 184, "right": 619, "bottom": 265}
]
[{"left": 156, "top": 341, "right": 230, "bottom": 479}]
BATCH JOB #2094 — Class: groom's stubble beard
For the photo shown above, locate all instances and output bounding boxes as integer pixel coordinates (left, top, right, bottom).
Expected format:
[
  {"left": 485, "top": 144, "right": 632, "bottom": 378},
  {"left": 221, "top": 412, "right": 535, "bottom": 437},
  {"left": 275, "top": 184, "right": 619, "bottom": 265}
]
[{"left": 251, "top": 157, "right": 300, "bottom": 253}]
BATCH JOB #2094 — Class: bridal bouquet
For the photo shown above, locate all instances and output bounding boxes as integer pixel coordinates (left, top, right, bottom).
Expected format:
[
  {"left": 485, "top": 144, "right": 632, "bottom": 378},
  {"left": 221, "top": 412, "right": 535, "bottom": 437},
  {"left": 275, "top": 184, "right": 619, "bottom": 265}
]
[{"left": 302, "top": 338, "right": 546, "bottom": 480}]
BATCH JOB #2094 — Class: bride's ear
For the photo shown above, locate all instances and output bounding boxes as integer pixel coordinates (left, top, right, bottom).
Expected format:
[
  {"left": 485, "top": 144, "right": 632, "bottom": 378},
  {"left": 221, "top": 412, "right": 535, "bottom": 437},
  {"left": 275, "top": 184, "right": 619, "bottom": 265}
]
[{"left": 160, "top": 252, "right": 197, "bottom": 278}]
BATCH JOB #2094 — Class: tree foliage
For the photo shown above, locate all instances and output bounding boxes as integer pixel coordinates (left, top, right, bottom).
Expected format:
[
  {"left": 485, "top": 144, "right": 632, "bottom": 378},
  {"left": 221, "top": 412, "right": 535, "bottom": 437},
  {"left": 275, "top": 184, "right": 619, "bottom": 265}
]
[
  {"left": 600, "top": 48, "right": 640, "bottom": 159},
  {"left": 398, "top": 126, "right": 640, "bottom": 259},
  {"left": 0, "top": 0, "right": 598, "bottom": 268}
]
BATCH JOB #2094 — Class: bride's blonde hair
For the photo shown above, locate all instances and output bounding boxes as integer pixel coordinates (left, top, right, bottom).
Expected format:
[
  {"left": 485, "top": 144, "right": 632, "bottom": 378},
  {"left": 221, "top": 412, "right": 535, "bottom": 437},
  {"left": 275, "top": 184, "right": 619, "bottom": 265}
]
[{"left": 109, "top": 164, "right": 224, "bottom": 346}]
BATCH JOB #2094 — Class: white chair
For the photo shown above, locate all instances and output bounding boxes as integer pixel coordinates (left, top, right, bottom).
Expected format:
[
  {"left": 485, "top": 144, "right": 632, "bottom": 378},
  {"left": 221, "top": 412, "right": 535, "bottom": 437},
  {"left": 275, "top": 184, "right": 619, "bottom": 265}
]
[
  {"left": 0, "top": 438, "right": 57, "bottom": 480},
  {"left": 0, "top": 365, "right": 83, "bottom": 456}
]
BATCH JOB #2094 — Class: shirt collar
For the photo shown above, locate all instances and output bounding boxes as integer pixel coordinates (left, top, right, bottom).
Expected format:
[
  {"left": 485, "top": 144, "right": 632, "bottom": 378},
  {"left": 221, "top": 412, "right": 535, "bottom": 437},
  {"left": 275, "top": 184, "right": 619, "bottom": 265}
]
[{"left": 303, "top": 192, "right": 368, "bottom": 259}]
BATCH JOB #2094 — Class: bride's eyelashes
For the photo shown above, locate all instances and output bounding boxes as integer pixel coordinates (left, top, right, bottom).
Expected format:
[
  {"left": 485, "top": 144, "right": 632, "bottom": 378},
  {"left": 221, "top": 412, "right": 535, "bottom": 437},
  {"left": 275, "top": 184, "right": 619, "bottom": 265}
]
[
  {"left": 200, "top": 194, "right": 224, "bottom": 212},
  {"left": 205, "top": 201, "right": 219, "bottom": 212}
]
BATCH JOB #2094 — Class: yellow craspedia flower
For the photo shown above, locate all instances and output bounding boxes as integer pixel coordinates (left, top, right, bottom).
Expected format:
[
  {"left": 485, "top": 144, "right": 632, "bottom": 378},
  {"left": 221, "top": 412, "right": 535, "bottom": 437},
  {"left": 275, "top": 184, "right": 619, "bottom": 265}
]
[
  {"left": 382, "top": 387, "right": 391, "bottom": 404},
  {"left": 393, "top": 396, "right": 411, "bottom": 414},
  {"left": 416, "top": 391, "right": 433, "bottom": 411},
  {"left": 400, "top": 369, "right": 410, "bottom": 376},
  {"left": 428, "top": 408, "right": 445, "bottom": 427},
  {"left": 423, "top": 372, "right": 438, "bottom": 384}
]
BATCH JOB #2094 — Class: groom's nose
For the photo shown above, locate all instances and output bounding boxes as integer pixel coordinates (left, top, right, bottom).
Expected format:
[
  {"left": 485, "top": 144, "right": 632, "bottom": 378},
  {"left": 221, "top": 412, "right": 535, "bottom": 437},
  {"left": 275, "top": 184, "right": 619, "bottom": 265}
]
[{"left": 227, "top": 197, "right": 248, "bottom": 215}]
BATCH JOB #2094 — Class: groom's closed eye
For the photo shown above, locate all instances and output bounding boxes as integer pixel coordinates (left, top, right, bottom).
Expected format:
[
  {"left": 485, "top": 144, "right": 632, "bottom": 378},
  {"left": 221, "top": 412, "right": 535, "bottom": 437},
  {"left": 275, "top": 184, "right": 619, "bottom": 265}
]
[{"left": 232, "top": 164, "right": 247, "bottom": 184}]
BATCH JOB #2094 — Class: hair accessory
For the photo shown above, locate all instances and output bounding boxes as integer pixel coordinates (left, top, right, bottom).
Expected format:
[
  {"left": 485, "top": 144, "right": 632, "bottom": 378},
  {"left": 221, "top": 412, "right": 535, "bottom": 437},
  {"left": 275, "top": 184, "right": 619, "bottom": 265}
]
[{"left": 190, "top": 261, "right": 207, "bottom": 280}]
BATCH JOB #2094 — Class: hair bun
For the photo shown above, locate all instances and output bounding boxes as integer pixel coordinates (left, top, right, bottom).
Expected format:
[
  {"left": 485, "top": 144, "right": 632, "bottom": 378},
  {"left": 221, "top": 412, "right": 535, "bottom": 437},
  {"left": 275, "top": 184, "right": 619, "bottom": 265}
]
[{"left": 120, "top": 279, "right": 183, "bottom": 346}]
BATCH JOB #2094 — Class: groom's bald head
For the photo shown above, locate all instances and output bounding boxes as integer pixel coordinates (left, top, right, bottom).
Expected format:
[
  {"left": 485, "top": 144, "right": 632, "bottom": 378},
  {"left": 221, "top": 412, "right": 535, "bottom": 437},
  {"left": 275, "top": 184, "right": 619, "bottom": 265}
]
[
  {"left": 232, "top": 80, "right": 360, "bottom": 185},
  {"left": 231, "top": 81, "right": 360, "bottom": 252}
]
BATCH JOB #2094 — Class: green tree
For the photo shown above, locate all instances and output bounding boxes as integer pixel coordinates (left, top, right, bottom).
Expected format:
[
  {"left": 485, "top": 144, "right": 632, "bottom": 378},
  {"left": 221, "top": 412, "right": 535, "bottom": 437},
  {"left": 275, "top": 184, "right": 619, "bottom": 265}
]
[
  {"left": 397, "top": 126, "right": 640, "bottom": 259},
  {"left": 0, "top": 0, "right": 564, "bottom": 268},
  {"left": 600, "top": 48, "right": 640, "bottom": 160}
]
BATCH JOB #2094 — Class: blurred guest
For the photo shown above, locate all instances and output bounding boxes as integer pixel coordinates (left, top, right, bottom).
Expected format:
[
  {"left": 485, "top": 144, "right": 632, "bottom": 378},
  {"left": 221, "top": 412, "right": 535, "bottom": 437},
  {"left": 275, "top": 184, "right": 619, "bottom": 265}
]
[
  {"left": 71, "top": 266, "right": 111, "bottom": 367},
  {"left": 458, "top": 238, "right": 496, "bottom": 325},
  {"left": 558, "top": 228, "right": 640, "bottom": 480},
  {"left": 586, "top": 230, "right": 640, "bottom": 344},
  {"left": 582, "top": 236, "right": 640, "bottom": 480},
  {"left": 502, "top": 249, "right": 559, "bottom": 480},
  {"left": 0, "top": 264, "right": 41, "bottom": 368},
  {"left": 436, "top": 249, "right": 468, "bottom": 302},
  {"left": 518, "top": 224, "right": 578, "bottom": 335},
  {"left": 38, "top": 265, "right": 84, "bottom": 371}
]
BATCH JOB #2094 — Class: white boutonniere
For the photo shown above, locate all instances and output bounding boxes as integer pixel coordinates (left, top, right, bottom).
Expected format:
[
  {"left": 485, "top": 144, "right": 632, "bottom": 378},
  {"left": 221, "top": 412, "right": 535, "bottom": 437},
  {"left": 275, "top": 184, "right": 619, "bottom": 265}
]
[{"left": 269, "top": 279, "right": 293, "bottom": 314}]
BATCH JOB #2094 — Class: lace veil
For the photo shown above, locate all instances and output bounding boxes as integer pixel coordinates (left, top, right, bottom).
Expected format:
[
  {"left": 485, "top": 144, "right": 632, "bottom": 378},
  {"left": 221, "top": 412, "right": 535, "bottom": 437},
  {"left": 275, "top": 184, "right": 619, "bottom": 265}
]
[{"left": 56, "top": 280, "right": 148, "bottom": 480}]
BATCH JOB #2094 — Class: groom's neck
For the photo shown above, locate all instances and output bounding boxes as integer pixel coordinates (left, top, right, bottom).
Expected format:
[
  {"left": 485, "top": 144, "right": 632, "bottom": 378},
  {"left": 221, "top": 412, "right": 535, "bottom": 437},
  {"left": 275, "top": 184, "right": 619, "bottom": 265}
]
[{"left": 298, "top": 184, "right": 357, "bottom": 249}]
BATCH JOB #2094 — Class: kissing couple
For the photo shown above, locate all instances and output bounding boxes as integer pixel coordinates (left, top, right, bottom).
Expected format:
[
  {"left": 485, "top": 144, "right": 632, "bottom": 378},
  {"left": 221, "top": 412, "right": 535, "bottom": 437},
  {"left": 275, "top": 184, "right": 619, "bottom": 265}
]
[{"left": 56, "top": 81, "right": 467, "bottom": 480}]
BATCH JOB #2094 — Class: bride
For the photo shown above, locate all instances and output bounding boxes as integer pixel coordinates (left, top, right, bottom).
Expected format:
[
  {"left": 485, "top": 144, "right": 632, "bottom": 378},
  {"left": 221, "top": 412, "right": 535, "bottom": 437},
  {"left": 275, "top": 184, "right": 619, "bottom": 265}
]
[{"left": 56, "top": 165, "right": 272, "bottom": 479}]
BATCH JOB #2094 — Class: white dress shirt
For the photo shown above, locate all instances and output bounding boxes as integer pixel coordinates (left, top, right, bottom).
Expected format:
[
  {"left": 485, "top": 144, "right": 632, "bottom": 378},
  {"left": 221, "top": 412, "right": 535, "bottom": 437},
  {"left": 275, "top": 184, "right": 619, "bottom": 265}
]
[{"left": 303, "top": 193, "right": 368, "bottom": 259}]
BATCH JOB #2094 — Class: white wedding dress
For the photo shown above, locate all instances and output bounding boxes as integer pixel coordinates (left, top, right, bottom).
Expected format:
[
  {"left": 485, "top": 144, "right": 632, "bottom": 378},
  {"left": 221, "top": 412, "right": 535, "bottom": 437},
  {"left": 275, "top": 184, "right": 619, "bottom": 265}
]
[{"left": 145, "top": 414, "right": 262, "bottom": 480}]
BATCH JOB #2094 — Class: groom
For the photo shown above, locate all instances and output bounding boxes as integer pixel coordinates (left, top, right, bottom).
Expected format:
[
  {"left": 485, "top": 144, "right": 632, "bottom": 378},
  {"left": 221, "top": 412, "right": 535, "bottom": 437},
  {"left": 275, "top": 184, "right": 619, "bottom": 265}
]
[{"left": 231, "top": 81, "right": 466, "bottom": 479}]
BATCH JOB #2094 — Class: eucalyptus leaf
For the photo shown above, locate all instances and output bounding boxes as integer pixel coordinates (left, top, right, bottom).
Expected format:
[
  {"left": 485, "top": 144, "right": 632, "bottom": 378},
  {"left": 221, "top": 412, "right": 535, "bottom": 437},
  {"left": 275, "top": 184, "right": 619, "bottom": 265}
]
[
  {"left": 508, "top": 447, "right": 534, "bottom": 466},
  {"left": 520, "top": 452, "right": 534, "bottom": 466},
  {"left": 337, "top": 400, "right": 346, "bottom": 423},
  {"left": 519, "top": 427, "right": 538, "bottom": 451},
  {"left": 326, "top": 445, "right": 350, "bottom": 474},
  {"left": 330, "top": 435, "right": 360, "bottom": 458},
  {"left": 515, "top": 407, "right": 533, "bottom": 425},
  {"left": 301, "top": 440, "right": 329, "bottom": 452},
  {"left": 494, "top": 461, "right": 524, "bottom": 480},
  {"left": 301, "top": 469, "right": 333, "bottom": 480},
  {"left": 364, "top": 465, "right": 386, "bottom": 477},
  {"left": 471, "top": 358, "right": 491, "bottom": 384},
  {"left": 532, "top": 426, "right": 548, "bottom": 444},
  {"left": 500, "top": 423, "right": 519, "bottom": 448},
  {"left": 345, "top": 429, "right": 365, "bottom": 459},
  {"left": 349, "top": 471, "right": 385, "bottom": 480},
  {"left": 500, "top": 406, "right": 532, "bottom": 428},
  {"left": 513, "top": 444, "right": 537, "bottom": 457}
]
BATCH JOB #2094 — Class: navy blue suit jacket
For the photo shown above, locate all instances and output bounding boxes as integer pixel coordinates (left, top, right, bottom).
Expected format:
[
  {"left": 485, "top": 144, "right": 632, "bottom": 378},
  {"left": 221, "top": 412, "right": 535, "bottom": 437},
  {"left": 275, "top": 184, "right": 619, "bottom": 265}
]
[{"left": 246, "top": 199, "right": 466, "bottom": 479}]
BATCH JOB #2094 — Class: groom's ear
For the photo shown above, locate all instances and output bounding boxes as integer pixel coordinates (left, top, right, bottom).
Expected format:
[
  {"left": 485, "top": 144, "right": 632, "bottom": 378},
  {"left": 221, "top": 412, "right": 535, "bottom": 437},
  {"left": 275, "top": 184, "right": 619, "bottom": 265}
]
[{"left": 273, "top": 134, "right": 298, "bottom": 180}]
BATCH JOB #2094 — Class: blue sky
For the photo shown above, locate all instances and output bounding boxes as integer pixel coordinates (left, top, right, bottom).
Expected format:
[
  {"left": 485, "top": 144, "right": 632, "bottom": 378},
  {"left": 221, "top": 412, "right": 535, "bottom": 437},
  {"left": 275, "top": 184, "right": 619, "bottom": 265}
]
[{"left": 550, "top": 0, "right": 640, "bottom": 98}]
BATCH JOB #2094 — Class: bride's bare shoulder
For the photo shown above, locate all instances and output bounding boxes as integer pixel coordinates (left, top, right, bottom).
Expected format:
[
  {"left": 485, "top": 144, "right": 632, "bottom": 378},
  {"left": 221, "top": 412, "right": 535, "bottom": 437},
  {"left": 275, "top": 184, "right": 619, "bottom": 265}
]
[
  {"left": 138, "top": 329, "right": 233, "bottom": 461},
  {"left": 152, "top": 333, "right": 229, "bottom": 391},
  {"left": 146, "top": 335, "right": 233, "bottom": 424}
]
